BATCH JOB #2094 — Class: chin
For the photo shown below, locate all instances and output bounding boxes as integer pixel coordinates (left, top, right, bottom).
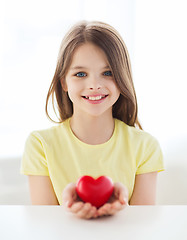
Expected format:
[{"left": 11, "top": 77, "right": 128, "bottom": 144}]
[{"left": 84, "top": 109, "right": 112, "bottom": 118}]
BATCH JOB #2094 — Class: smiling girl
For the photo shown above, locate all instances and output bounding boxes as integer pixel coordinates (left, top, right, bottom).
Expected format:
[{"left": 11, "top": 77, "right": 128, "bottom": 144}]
[{"left": 21, "top": 20, "right": 164, "bottom": 219}]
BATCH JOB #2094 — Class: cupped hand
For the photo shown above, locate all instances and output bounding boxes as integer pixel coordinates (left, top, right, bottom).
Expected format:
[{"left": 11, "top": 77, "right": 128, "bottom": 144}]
[
  {"left": 96, "top": 182, "right": 129, "bottom": 217},
  {"left": 62, "top": 182, "right": 128, "bottom": 219},
  {"left": 62, "top": 183, "right": 98, "bottom": 219}
]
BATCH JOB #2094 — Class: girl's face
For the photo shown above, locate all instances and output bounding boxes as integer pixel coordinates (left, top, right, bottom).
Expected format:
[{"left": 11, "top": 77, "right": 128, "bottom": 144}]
[{"left": 63, "top": 43, "right": 120, "bottom": 118}]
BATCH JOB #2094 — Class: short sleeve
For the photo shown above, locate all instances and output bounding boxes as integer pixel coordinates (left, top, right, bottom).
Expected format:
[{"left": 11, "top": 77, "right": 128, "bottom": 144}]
[
  {"left": 20, "top": 132, "right": 49, "bottom": 176},
  {"left": 136, "top": 137, "right": 164, "bottom": 175}
]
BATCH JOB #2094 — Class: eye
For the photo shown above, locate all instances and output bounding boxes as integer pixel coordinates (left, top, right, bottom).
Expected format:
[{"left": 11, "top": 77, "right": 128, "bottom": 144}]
[
  {"left": 103, "top": 71, "right": 112, "bottom": 76},
  {"left": 75, "top": 72, "right": 86, "bottom": 77}
]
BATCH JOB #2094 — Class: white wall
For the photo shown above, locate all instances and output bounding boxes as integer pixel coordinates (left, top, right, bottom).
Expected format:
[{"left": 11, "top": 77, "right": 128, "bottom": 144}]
[
  {"left": 134, "top": 0, "right": 187, "bottom": 167},
  {"left": 134, "top": 1, "right": 187, "bottom": 204}
]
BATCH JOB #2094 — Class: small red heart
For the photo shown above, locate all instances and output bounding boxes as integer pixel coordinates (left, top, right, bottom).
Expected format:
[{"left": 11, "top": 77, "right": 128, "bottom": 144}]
[{"left": 76, "top": 175, "right": 114, "bottom": 208}]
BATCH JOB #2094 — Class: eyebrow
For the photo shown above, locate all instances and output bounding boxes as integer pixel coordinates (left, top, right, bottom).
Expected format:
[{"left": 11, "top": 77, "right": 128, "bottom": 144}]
[{"left": 70, "top": 65, "right": 110, "bottom": 71}]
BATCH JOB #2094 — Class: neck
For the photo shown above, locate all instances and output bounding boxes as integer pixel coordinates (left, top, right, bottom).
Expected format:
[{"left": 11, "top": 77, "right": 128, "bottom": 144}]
[{"left": 70, "top": 113, "right": 115, "bottom": 145}]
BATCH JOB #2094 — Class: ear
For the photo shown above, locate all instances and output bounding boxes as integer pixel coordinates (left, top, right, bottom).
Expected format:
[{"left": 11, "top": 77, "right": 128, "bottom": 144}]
[{"left": 61, "top": 78, "right": 68, "bottom": 92}]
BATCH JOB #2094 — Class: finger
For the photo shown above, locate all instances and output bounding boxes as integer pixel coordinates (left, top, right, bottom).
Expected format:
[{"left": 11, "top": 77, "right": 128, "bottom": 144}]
[
  {"left": 111, "top": 200, "right": 124, "bottom": 211},
  {"left": 105, "top": 201, "right": 125, "bottom": 215},
  {"left": 114, "top": 182, "right": 129, "bottom": 205},
  {"left": 97, "top": 203, "right": 111, "bottom": 216},
  {"left": 85, "top": 206, "right": 97, "bottom": 219},
  {"left": 76, "top": 202, "right": 93, "bottom": 219},
  {"left": 70, "top": 202, "right": 84, "bottom": 213},
  {"left": 76, "top": 203, "right": 94, "bottom": 219}
]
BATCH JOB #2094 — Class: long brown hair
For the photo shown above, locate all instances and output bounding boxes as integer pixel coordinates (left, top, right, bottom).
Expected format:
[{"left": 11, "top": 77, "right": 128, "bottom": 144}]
[{"left": 45, "top": 20, "right": 142, "bottom": 129}]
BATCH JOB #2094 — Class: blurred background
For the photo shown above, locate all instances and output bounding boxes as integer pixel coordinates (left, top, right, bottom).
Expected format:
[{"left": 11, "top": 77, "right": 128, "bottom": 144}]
[{"left": 0, "top": 0, "right": 187, "bottom": 204}]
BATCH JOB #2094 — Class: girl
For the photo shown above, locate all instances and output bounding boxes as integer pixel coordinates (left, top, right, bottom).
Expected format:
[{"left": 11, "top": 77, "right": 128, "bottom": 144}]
[{"left": 21, "top": 20, "right": 164, "bottom": 219}]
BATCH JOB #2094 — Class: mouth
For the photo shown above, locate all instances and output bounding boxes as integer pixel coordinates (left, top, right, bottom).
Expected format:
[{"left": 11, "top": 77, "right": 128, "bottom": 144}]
[
  {"left": 82, "top": 95, "right": 108, "bottom": 101},
  {"left": 81, "top": 94, "right": 109, "bottom": 104}
]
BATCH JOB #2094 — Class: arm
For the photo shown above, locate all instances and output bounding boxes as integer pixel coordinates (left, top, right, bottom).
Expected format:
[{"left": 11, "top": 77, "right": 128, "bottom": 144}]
[
  {"left": 129, "top": 171, "right": 158, "bottom": 205},
  {"left": 28, "top": 175, "right": 59, "bottom": 205}
]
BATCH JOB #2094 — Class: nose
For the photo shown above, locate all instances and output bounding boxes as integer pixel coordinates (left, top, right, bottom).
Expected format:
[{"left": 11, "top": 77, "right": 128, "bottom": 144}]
[{"left": 87, "top": 75, "right": 102, "bottom": 90}]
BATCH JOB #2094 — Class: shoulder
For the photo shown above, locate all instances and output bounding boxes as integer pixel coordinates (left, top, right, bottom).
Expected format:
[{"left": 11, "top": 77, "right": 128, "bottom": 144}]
[
  {"left": 116, "top": 119, "right": 160, "bottom": 148},
  {"left": 27, "top": 119, "right": 70, "bottom": 147},
  {"left": 115, "top": 119, "right": 164, "bottom": 173}
]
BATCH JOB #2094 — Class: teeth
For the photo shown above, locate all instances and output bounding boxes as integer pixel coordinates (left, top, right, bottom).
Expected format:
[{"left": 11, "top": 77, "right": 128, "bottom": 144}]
[
  {"left": 87, "top": 96, "right": 103, "bottom": 100},
  {"left": 83, "top": 95, "right": 107, "bottom": 100},
  {"left": 89, "top": 96, "right": 102, "bottom": 100}
]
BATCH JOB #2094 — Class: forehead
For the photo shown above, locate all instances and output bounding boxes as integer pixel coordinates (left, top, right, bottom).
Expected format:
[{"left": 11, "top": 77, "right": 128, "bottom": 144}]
[{"left": 70, "top": 43, "right": 109, "bottom": 68}]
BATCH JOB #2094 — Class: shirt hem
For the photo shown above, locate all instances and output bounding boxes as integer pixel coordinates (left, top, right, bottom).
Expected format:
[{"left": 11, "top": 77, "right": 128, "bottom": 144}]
[
  {"left": 136, "top": 168, "right": 165, "bottom": 175},
  {"left": 20, "top": 170, "right": 49, "bottom": 176}
]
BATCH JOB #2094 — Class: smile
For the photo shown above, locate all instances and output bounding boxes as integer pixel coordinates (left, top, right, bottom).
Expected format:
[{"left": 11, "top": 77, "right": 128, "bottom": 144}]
[
  {"left": 83, "top": 95, "right": 108, "bottom": 100},
  {"left": 82, "top": 95, "right": 108, "bottom": 104}
]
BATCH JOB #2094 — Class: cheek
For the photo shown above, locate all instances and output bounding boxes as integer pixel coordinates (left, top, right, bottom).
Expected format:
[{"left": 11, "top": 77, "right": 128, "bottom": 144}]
[
  {"left": 66, "top": 82, "right": 82, "bottom": 100},
  {"left": 109, "top": 82, "right": 120, "bottom": 97},
  {"left": 114, "top": 86, "right": 120, "bottom": 96}
]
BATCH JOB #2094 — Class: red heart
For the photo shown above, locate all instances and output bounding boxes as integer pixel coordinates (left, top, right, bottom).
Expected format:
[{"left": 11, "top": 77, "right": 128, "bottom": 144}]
[{"left": 76, "top": 175, "right": 114, "bottom": 208}]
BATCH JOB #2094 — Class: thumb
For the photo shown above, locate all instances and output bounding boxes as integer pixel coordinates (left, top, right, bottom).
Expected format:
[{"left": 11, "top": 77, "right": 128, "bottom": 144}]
[
  {"left": 114, "top": 182, "right": 129, "bottom": 205},
  {"left": 62, "top": 183, "right": 76, "bottom": 208}
]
